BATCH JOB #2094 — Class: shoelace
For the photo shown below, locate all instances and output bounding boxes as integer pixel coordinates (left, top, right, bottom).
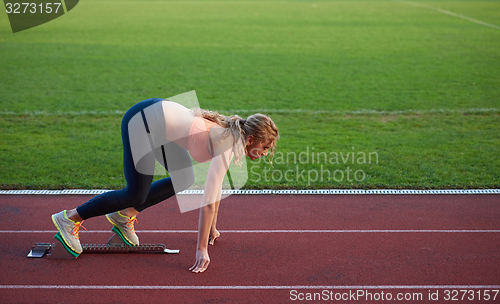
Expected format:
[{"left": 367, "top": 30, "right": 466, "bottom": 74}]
[
  {"left": 127, "top": 217, "right": 138, "bottom": 233},
  {"left": 72, "top": 221, "right": 87, "bottom": 240}
]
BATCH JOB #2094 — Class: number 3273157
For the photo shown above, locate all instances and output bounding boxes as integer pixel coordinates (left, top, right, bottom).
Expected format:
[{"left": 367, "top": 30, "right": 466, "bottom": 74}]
[{"left": 5, "top": 3, "right": 62, "bottom": 14}]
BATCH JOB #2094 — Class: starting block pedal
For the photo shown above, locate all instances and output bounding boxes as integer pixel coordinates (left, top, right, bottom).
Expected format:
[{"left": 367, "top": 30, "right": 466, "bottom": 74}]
[{"left": 27, "top": 231, "right": 180, "bottom": 259}]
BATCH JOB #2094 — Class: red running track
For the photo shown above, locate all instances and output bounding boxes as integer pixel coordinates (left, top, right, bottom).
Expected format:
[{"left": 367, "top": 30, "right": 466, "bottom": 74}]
[{"left": 0, "top": 194, "right": 499, "bottom": 303}]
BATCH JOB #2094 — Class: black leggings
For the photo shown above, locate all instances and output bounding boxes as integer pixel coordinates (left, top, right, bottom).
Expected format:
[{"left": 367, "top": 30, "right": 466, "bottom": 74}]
[{"left": 76, "top": 98, "right": 193, "bottom": 220}]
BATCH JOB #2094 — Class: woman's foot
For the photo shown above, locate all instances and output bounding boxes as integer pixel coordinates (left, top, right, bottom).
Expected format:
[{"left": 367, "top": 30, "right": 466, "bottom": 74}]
[
  {"left": 105, "top": 211, "right": 140, "bottom": 246},
  {"left": 51, "top": 210, "right": 84, "bottom": 254}
]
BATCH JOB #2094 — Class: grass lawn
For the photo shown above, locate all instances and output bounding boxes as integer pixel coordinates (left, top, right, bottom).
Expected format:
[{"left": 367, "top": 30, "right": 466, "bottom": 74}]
[{"left": 1, "top": 1, "right": 499, "bottom": 189}]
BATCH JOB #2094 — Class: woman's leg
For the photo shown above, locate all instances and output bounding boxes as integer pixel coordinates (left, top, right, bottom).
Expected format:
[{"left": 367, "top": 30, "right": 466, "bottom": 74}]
[
  {"left": 52, "top": 98, "right": 160, "bottom": 252},
  {"left": 133, "top": 140, "right": 195, "bottom": 213},
  {"left": 73, "top": 99, "right": 162, "bottom": 221},
  {"left": 69, "top": 98, "right": 194, "bottom": 220}
]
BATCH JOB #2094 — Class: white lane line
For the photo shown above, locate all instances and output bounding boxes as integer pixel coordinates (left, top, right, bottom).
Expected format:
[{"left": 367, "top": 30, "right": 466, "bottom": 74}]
[
  {"left": 1, "top": 189, "right": 499, "bottom": 195},
  {"left": 1, "top": 230, "right": 499, "bottom": 233},
  {"left": 0, "top": 285, "right": 499, "bottom": 290},
  {"left": 1, "top": 108, "right": 498, "bottom": 116},
  {"left": 398, "top": 0, "right": 500, "bottom": 30}
]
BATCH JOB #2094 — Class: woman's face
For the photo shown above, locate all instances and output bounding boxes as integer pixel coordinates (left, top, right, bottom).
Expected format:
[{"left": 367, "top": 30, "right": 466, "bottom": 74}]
[{"left": 245, "top": 136, "right": 271, "bottom": 160}]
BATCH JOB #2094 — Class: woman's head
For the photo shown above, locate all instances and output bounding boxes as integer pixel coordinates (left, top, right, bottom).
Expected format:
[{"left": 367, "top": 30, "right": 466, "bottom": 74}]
[
  {"left": 240, "top": 114, "right": 279, "bottom": 161},
  {"left": 191, "top": 108, "right": 279, "bottom": 165}
]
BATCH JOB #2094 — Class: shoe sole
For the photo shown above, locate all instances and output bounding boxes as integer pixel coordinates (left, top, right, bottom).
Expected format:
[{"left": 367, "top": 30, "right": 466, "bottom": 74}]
[
  {"left": 51, "top": 214, "right": 82, "bottom": 256},
  {"left": 105, "top": 214, "right": 137, "bottom": 246},
  {"left": 54, "top": 232, "right": 81, "bottom": 258}
]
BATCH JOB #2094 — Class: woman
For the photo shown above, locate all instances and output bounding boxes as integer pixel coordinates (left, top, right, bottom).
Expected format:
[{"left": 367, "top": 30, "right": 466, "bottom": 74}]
[{"left": 51, "top": 97, "right": 279, "bottom": 273}]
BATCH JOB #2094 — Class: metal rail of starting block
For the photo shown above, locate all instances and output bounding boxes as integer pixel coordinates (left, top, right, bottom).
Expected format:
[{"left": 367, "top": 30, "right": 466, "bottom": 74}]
[{"left": 27, "top": 232, "right": 179, "bottom": 259}]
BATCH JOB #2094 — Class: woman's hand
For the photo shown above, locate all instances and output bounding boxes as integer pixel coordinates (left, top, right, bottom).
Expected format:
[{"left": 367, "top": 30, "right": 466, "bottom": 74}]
[
  {"left": 189, "top": 249, "right": 210, "bottom": 273},
  {"left": 209, "top": 228, "right": 220, "bottom": 245}
]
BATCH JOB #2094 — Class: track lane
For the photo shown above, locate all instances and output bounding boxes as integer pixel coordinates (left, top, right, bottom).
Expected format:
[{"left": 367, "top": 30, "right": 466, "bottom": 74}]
[
  {"left": 1, "top": 194, "right": 499, "bottom": 231},
  {"left": 0, "top": 194, "right": 498, "bottom": 303}
]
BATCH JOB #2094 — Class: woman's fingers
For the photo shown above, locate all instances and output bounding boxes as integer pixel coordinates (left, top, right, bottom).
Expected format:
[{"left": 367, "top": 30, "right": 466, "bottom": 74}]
[
  {"left": 189, "top": 250, "right": 210, "bottom": 273},
  {"left": 190, "top": 261, "right": 209, "bottom": 273},
  {"left": 209, "top": 235, "right": 218, "bottom": 245},
  {"left": 209, "top": 231, "right": 220, "bottom": 245}
]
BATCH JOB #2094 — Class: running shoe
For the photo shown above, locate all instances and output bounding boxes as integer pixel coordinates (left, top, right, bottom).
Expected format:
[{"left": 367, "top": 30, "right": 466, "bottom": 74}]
[
  {"left": 51, "top": 210, "right": 85, "bottom": 256},
  {"left": 105, "top": 211, "right": 139, "bottom": 246}
]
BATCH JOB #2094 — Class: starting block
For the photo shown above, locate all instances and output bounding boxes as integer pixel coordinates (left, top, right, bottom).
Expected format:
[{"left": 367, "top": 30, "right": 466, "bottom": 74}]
[{"left": 27, "top": 231, "right": 179, "bottom": 259}]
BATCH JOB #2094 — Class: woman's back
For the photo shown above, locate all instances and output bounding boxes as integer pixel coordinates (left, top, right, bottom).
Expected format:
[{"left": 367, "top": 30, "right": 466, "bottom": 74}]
[{"left": 161, "top": 100, "right": 196, "bottom": 149}]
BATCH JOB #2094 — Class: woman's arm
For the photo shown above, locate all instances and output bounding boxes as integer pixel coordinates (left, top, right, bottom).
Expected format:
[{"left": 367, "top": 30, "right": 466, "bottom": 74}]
[
  {"left": 188, "top": 204, "right": 215, "bottom": 273},
  {"left": 209, "top": 185, "right": 222, "bottom": 245},
  {"left": 189, "top": 144, "right": 232, "bottom": 273}
]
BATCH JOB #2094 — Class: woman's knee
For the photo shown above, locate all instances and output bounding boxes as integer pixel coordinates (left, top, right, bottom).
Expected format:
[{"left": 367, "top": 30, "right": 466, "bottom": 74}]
[{"left": 117, "top": 187, "right": 150, "bottom": 209}]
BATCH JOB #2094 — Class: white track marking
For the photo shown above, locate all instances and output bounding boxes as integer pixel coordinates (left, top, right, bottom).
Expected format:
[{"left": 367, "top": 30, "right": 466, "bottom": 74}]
[
  {"left": 0, "top": 110, "right": 127, "bottom": 116},
  {"left": 0, "top": 284, "right": 498, "bottom": 290},
  {"left": 0, "top": 108, "right": 498, "bottom": 116},
  {"left": 398, "top": 1, "right": 500, "bottom": 30},
  {"left": 221, "top": 108, "right": 500, "bottom": 115},
  {"left": 1, "top": 229, "right": 499, "bottom": 233},
  {"left": 1, "top": 189, "right": 499, "bottom": 195}
]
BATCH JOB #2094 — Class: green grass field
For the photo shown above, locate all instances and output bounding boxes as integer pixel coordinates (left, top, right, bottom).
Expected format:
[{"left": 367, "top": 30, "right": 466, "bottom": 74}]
[{"left": 1, "top": 0, "right": 499, "bottom": 189}]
